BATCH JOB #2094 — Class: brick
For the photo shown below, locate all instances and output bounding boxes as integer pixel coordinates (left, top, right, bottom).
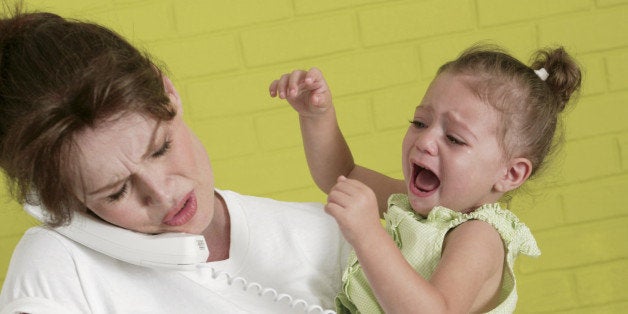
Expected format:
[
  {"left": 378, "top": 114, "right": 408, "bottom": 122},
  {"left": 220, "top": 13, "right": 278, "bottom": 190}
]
[
  {"left": 552, "top": 301, "right": 628, "bottom": 314},
  {"left": 316, "top": 47, "right": 420, "bottom": 97},
  {"left": 477, "top": 0, "right": 590, "bottom": 26},
  {"left": 521, "top": 217, "right": 628, "bottom": 273},
  {"left": 565, "top": 92, "right": 628, "bottom": 140},
  {"left": 241, "top": 14, "right": 357, "bottom": 66},
  {"left": 597, "top": 0, "right": 628, "bottom": 6},
  {"left": 149, "top": 34, "right": 240, "bottom": 79},
  {"left": 293, "top": 0, "right": 383, "bottom": 15},
  {"left": 348, "top": 130, "right": 405, "bottom": 175},
  {"left": 419, "top": 25, "right": 536, "bottom": 79},
  {"left": 254, "top": 108, "right": 302, "bottom": 151},
  {"left": 0, "top": 235, "right": 25, "bottom": 285},
  {"left": 190, "top": 116, "right": 258, "bottom": 160},
  {"left": 561, "top": 174, "right": 628, "bottom": 224},
  {"left": 174, "top": 1, "right": 292, "bottom": 35},
  {"left": 27, "top": 0, "right": 110, "bottom": 16},
  {"left": 358, "top": 1, "right": 474, "bottom": 47},
  {"left": 212, "top": 148, "right": 313, "bottom": 195},
  {"left": 103, "top": 3, "right": 177, "bottom": 42},
  {"left": 577, "top": 54, "right": 607, "bottom": 96},
  {"left": 539, "top": 8, "right": 628, "bottom": 53},
  {"left": 0, "top": 191, "right": 37, "bottom": 236},
  {"left": 186, "top": 70, "right": 280, "bottom": 118},
  {"left": 335, "top": 97, "right": 373, "bottom": 137},
  {"left": 516, "top": 270, "right": 579, "bottom": 312},
  {"left": 27, "top": 2, "right": 173, "bottom": 43},
  {"left": 575, "top": 259, "right": 628, "bottom": 306},
  {"left": 561, "top": 137, "right": 621, "bottom": 183},
  {"left": 619, "top": 133, "right": 628, "bottom": 171},
  {"left": 259, "top": 96, "right": 374, "bottom": 152},
  {"left": 607, "top": 51, "right": 628, "bottom": 91},
  {"left": 371, "top": 82, "right": 429, "bottom": 131},
  {"left": 509, "top": 192, "right": 564, "bottom": 231}
]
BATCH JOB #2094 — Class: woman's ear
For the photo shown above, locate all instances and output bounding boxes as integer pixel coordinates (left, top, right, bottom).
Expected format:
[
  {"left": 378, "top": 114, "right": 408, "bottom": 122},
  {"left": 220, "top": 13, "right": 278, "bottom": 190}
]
[
  {"left": 162, "top": 75, "right": 182, "bottom": 112},
  {"left": 494, "top": 157, "right": 533, "bottom": 193}
]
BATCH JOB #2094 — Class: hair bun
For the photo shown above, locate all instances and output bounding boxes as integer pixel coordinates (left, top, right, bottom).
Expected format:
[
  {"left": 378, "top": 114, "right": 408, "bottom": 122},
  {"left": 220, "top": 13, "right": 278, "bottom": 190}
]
[{"left": 531, "top": 47, "right": 582, "bottom": 112}]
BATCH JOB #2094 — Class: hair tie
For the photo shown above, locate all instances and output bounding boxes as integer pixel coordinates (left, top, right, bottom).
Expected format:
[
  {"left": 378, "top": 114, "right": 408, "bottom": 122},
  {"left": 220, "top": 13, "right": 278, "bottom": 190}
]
[{"left": 534, "top": 68, "right": 549, "bottom": 81}]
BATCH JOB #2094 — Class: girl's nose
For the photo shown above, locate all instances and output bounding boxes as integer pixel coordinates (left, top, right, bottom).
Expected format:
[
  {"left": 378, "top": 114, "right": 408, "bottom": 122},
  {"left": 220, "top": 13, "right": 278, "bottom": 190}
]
[{"left": 415, "top": 129, "right": 438, "bottom": 156}]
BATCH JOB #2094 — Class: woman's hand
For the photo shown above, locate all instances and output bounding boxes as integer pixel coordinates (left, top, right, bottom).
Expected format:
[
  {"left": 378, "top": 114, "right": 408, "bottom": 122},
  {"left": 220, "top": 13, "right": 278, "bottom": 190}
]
[{"left": 269, "top": 67, "right": 332, "bottom": 118}]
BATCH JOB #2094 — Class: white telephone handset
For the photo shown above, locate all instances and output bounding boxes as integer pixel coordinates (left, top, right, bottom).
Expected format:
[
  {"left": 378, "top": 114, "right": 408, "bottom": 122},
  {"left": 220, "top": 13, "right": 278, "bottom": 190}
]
[{"left": 23, "top": 203, "right": 209, "bottom": 270}]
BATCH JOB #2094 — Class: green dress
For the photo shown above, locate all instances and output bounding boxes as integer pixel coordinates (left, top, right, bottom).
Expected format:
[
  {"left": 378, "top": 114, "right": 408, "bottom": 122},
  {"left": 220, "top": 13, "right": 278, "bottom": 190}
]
[{"left": 335, "top": 194, "right": 541, "bottom": 313}]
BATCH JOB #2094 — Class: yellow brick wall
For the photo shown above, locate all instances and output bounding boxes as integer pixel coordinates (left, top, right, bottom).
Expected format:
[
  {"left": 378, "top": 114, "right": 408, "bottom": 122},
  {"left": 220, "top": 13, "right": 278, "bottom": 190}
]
[{"left": 1, "top": 0, "right": 627, "bottom": 312}]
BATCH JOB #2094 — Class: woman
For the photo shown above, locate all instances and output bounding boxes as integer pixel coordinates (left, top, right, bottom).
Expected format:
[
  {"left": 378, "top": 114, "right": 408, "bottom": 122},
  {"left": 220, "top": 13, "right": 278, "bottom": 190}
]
[{"left": 0, "top": 9, "right": 348, "bottom": 313}]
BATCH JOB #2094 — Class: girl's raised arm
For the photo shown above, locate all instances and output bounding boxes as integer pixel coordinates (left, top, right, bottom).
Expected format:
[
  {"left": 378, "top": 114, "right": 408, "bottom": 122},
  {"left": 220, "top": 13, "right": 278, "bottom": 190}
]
[{"left": 270, "top": 68, "right": 404, "bottom": 214}]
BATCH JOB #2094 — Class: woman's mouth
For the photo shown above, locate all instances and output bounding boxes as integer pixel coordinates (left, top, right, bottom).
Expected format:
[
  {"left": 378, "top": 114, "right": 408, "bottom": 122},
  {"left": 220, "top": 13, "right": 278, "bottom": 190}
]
[
  {"left": 162, "top": 191, "right": 197, "bottom": 227},
  {"left": 410, "top": 164, "right": 440, "bottom": 196}
]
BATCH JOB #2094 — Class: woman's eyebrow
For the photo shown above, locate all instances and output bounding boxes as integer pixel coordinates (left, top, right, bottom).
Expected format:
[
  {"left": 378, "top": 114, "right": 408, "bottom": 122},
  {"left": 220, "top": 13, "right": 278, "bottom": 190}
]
[
  {"left": 89, "top": 122, "right": 164, "bottom": 197},
  {"left": 87, "top": 177, "right": 126, "bottom": 197},
  {"left": 141, "top": 120, "right": 165, "bottom": 159}
]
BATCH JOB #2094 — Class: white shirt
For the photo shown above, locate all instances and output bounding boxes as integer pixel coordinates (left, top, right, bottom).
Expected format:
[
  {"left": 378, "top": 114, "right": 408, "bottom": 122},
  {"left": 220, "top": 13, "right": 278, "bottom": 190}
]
[{"left": 0, "top": 189, "right": 350, "bottom": 314}]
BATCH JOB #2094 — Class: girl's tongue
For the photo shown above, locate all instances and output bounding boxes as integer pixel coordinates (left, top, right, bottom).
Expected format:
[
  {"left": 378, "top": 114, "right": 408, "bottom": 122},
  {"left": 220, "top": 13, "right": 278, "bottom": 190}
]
[{"left": 415, "top": 167, "right": 440, "bottom": 192}]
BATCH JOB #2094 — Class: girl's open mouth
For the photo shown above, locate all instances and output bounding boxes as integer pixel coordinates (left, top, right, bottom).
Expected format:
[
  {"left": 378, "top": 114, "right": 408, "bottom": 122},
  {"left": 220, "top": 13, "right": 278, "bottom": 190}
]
[{"left": 412, "top": 164, "right": 440, "bottom": 195}]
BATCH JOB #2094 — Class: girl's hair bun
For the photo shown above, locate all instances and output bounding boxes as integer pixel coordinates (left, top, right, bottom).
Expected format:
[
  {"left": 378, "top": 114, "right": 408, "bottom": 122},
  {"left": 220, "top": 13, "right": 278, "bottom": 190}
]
[{"left": 531, "top": 47, "right": 582, "bottom": 112}]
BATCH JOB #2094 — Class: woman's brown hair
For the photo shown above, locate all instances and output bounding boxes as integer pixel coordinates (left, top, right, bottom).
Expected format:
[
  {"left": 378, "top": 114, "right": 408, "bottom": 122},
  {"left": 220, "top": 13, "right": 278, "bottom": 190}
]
[
  {"left": 438, "top": 44, "right": 582, "bottom": 178},
  {"left": 0, "top": 8, "right": 175, "bottom": 226}
]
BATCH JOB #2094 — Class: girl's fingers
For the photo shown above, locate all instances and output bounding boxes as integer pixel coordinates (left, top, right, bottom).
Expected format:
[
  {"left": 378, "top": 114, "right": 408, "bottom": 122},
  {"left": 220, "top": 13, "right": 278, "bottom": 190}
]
[
  {"left": 269, "top": 80, "right": 279, "bottom": 97},
  {"left": 288, "top": 70, "right": 307, "bottom": 97},
  {"left": 275, "top": 73, "right": 290, "bottom": 98},
  {"left": 324, "top": 202, "right": 343, "bottom": 218},
  {"left": 304, "top": 67, "right": 324, "bottom": 89},
  {"left": 271, "top": 69, "right": 329, "bottom": 109}
]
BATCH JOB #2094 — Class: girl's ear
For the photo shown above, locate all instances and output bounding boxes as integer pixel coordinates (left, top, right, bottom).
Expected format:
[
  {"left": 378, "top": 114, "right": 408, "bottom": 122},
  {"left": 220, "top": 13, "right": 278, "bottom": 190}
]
[
  {"left": 162, "top": 75, "right": 183, "bottom": 112},
  {"left": 494, "top": 157, "right": 533, "bottom": 193}
]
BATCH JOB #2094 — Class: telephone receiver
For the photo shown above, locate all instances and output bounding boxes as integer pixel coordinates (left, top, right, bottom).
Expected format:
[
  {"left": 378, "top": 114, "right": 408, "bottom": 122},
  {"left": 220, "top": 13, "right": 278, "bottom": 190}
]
[{"left": 23, "top": 202, "right": 209, "bottom": 270}]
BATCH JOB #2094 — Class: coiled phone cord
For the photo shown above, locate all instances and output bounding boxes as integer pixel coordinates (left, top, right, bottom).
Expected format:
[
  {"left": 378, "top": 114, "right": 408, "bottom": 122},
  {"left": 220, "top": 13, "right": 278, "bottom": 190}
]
[{"left": 196, "top": 264, "right": 337, "bottom": 314}]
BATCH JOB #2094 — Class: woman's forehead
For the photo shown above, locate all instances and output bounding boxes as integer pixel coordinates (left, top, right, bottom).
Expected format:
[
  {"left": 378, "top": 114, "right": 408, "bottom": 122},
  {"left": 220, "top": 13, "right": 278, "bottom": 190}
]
[{"left": 67, "top": 113, "right": 163, "bottom": 193}]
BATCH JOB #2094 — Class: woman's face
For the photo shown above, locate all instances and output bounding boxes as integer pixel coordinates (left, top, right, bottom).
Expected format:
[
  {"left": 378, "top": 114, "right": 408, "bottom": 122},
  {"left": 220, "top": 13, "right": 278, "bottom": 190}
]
[{"left": 68, "top": 110, "right": 216, "bottom": 236}]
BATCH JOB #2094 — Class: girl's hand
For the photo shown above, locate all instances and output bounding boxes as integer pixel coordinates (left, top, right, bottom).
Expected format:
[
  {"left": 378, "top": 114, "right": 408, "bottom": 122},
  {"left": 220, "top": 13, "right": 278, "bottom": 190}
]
[
  {"left": 325, "top": 176, "right": 382, "bottom": 245},
  {"left": 269, "top": 67, "right": 332, "bottom": 118}
]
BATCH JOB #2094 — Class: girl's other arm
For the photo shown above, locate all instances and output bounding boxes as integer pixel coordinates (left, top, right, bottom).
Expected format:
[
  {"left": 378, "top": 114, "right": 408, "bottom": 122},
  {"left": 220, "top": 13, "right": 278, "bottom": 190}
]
[
  {"left": 356, "top": 219, "right": 506, "bottom": 313},
  {"left": 327, "top": 178, "right": 506, "bottom": 312}
]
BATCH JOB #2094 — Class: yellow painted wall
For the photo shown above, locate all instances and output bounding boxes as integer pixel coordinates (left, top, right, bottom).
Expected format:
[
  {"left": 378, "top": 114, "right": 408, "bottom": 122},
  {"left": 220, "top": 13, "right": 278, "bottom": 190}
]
[{"left": 1, "top": 0, "right": 627, "bottom": 312}]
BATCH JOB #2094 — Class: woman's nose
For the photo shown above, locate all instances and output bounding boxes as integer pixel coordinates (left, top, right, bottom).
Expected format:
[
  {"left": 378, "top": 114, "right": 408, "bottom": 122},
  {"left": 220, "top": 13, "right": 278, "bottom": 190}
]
[{"left": 135, "top": 170, "right": 170, "bottom": 208}]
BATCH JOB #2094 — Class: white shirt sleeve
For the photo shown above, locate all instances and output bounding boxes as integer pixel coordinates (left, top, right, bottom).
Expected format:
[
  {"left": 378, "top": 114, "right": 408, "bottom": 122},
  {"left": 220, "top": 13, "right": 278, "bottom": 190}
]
[{"left": 0, "top": 297, "right": 81, "bottom": 314}]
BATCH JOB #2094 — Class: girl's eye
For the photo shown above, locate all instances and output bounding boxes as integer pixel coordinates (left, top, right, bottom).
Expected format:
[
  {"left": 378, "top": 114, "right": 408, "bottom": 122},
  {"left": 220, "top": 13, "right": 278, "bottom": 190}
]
[
  {"left": 107, "top": 183, "right": 128, "bottom": 202},
  {"left": 410, "top": 120, "right": 426, "bottom": 129},
  {"left": 151, "top": 140, "right": 171, "bottom": 158},
  {"left": 447, "top": 135, "right": 465, "bottom": 145}
]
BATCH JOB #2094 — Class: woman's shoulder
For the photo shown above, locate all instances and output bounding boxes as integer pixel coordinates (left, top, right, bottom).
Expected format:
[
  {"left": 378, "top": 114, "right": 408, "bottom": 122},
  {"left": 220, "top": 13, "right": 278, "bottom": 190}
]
[
  {"left": 13, "top": 226, "right": 75, "bottom": 254},
  {"left": 1, "top": 227, "right": 93, "bottom": 312},
  {"left": 7, "top": 226, "right": 80, "bottom": 272}
]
